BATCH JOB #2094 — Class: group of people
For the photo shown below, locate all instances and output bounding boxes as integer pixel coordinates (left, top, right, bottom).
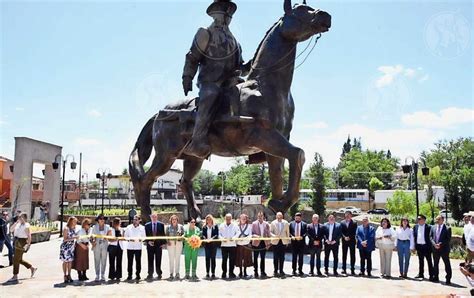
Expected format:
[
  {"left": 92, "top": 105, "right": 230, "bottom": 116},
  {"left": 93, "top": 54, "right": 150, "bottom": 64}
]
[
  {"left": 52, "top": 210, "right": 459, "bottom": 285},
  {"left": 2, "top": 208, "right": 470, "bottom": 287}
]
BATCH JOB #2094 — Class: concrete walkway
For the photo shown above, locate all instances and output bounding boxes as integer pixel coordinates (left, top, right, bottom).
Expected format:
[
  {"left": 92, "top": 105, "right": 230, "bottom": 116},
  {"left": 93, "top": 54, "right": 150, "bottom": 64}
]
[{"left": 0, "top": 235, "right": 470, "bottom": 297}]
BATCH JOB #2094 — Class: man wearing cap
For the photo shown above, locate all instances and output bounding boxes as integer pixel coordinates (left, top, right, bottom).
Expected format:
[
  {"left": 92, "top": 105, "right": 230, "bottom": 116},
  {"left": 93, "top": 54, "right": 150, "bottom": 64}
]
[
  {"left": 465, "top": 213, "right": 474, "bottom": 264},
  {"left": 289, "top": 212, "right": 307, "bottom": 276},
  {"left": 182, "top": 0, "right": 251, "bottom": 159},
  {"left": 430, "top": 214, "right": 452, "bottom": 284},
  {"left": 463, "top": 213, "right": 472, "bottom": 257},
  {"left": 413, "top": 214, "right": 434, "bottom": 281}
]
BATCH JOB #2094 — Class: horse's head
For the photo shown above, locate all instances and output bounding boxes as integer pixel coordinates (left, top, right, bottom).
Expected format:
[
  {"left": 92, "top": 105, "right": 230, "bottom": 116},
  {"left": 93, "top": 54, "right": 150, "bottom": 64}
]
[{"left": 280, "top": 0, "right": 331, "bottom": 42}]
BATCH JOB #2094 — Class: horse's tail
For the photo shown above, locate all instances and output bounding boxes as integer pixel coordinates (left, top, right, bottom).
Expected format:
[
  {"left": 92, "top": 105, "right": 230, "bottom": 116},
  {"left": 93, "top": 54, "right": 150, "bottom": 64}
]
[{"left": 128, "top": 115, "right": 156, "bottom": 185}]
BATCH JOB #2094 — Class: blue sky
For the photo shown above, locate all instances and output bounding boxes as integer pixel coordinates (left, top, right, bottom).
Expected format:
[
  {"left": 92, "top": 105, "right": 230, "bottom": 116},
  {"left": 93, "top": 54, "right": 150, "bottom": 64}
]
[{"left": 1, "top": 0, "right": 472, "bottom": 180}]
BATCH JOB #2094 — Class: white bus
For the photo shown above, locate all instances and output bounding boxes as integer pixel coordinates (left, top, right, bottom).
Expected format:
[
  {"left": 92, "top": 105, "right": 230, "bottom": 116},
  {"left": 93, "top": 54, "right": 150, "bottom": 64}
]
[{"left": 299, "top": 189, "right": 369, "bottom": 202}]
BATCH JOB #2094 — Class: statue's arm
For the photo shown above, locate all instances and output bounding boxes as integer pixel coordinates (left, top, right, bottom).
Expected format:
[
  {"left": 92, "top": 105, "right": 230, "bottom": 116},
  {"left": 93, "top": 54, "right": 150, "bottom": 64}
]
[{"left": 182, "top": 27, "right": 210, "bottom": 80}]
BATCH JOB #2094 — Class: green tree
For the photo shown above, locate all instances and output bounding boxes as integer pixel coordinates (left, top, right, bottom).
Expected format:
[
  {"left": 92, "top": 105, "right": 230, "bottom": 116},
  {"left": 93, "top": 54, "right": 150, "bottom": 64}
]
[
  {"left": 121, "top": 168, "right": 128, "bottom": 175},
  {"left": 307, "top": 152, "right": 327, "bottom": 215},
  {"left": 338, "top": 149, "right": 398, "bottom": 189},
  {"left": 386, "top": 190, "right": 416, "bottom": 217},
  {"left": 420, "top": 166, "right": 442, "bottom": 223},
  {"left": 423, "top": 137, "right": 474, "bottom": 221},
  {"left": 194, "top": 169, "right": 217, "bottom": 195}
]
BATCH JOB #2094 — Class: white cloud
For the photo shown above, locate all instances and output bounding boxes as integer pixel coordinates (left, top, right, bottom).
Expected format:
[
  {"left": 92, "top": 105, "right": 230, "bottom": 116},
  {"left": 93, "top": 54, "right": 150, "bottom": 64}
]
[
  {"left": 418, "top": 74, "right": 429, "bottom": 83},
  {"left": 15, "top": 107, "right": 24, "bottom": 111},
  {"left": 87, "top": 109, "right": 102, "bottom": 118},
  {"left": 302, "top": 121, "right": 328, "bottom": 129},
  {"left": 401, "top": 107, "right": 474, "bottom": 128},
  {"left": 375, "top": 64, "right": 427, "bottom": 88},
  {"left": 74, "top": 137, "right": 101, "bottom": 146}
]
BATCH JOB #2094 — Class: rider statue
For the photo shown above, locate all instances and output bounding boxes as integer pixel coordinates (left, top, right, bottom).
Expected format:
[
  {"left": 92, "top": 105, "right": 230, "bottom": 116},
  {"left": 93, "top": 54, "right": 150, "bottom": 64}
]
[{"left": 182, "top": 0, "right": 250, "bottom": 159}]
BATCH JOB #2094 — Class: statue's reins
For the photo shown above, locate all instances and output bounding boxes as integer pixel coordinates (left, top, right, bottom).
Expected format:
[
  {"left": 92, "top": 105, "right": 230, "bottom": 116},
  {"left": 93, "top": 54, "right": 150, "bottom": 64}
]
[{"left": 250, "top": 33, "right": 322, "bottom": 78}]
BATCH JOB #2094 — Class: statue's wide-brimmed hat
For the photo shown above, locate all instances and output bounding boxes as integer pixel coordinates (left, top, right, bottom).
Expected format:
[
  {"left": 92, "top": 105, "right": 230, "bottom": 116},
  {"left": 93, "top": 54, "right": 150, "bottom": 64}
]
[{"left": 207, "top": 0, "right": 237, "bottom": 17}]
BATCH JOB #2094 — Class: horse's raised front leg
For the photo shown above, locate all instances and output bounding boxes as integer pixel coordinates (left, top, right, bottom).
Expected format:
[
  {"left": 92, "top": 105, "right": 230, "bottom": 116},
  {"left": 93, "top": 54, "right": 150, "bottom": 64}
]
[
  {"left": 249, "top": 128, "right": 305, "bottom": 213},
  {"left": 180, "top": 157, "right": 204, "bottom": 222}
]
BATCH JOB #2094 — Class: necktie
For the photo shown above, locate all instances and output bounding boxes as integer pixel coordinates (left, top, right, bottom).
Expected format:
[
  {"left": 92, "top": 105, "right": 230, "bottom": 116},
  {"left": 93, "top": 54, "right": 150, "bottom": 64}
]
[
  {"left": 436, "top": 225, "right": 441, "bottom": 243},
  {"left": 153, "top": 223, "right": 156, "bottom": 236}
]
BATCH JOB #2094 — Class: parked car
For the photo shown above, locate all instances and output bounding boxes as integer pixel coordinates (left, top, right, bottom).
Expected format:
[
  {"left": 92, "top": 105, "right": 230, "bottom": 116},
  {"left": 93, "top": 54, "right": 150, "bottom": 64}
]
[
  {"left": 338, "top": 206, "right": 362, "bottom": 215},
  {"left": 438, "top": 210, "right": 452, "bottom": 219},
  {"left": 368, "top": 208, "right": 389, "bottom": 215}
]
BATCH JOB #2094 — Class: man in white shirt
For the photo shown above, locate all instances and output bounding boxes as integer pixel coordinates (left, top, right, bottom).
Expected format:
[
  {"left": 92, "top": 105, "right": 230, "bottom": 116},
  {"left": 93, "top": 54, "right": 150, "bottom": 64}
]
[
  {"left": 413, "top": 214, "right": 434, "bottom": 281},
  {"left": 124, "top": 215, "right": 146, "bottom": 281},
  {"left": 251, "top": 211, "right": 270, "bottom": 277},
  {"left": 219, "top": 213, "right": 239, "bottom": 279},
  {"left": 466, "top": 214, "right": 474, "bottom": 263},
  {"left": 270, "top": 212, "right": 290, "bottom": 277}
]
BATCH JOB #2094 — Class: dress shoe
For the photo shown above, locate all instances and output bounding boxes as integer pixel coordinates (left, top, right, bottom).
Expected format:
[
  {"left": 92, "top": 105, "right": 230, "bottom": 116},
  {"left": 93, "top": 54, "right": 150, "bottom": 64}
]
[
  {"left": 229, "top": 273, "right": 237, "bottom": 279},
  {"left": 298, "top": 271, "right": 304, "bottom": 276},
  {"left": 273, "top": 271, "right": 279, "bottom": 277},
  {"left": 211, "top": 274, "right": 216, "bottom": 279},
  {"left": 415, "top": 274, "right": 424, "bottom": 279},
  {"left": 342, "top": 270, "right": 347, "bottom": 275},
  {"left": 261, "top": 272, "right": 267, "bottom": 278},
  {"left": 367, "top": 272, "right": 372, "bottom": 277},
  {"left": 280, "top": 271, "right": 286, "bottom": 277},
  {"left": 324, "top": 270, "right": 329, "bottom": 275},
  {"left": 317, "top": 271, "right": 323, "bottom": 276},
  {"left": 292, "top": 271, "right": 297, "bottom": 276},
  {"left": 333, "top": 271, "right": 339, "bottom": 276},
  {"left": 351, "top": 270, "right": 356, "bottom": 275},
  {"left": 126, "top": 276, "right": 132, "bottom": 281},
  {"left": 254, "top": 272, "right": 259, "bottom": 278},
  {"left": 309, "top": 271, "right": 314, "bottom": 276},
  {"left": 135, "top": 275, "right": 141, "bottom": 280},
  {"left": 358, "top": 272, "right": 365, "bottom": 276},
  {"left": 205, "top": 274, "right": 210, "bottom": 279},
  {"left": 222, "top": 273, "right": 227, "bottom": 279},
  {"left": 146, "top": 275, "right": 153, "bottom": 280},
  {"left": 446, "top": 279, "right": 451, "bottom": 285}
]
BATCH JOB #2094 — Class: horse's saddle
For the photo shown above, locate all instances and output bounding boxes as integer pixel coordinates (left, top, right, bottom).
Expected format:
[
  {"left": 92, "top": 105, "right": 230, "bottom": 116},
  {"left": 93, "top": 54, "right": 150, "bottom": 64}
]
[{"left": 156, "top": 80, "right": 267, "bottom": 164}]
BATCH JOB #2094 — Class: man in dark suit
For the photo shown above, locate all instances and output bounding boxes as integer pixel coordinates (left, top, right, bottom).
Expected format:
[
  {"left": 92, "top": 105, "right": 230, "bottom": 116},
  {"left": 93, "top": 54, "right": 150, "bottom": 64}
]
[
  {"left": 413, "top": 214, "right": 434, "bottom": 281},
  {"left": 290, "top": 212, "right": 307, "bottom": 276},
  {"left": 356, "top": 216, "right": 375, "bottom": 277},
  {"left": 341, "top": 211, "right": 357, "bottom": 275},
  {"left": 324, "top": 214, "right": 342, "bottom": 276},
  {"left": 144, "top": 213, "right": 166, "bottom": 280},
  {"left": 307, "top": 214, "right": 325, "bottom": 276},
  {"left": 430, "top": 214, "right": 452, "bottom": 284},
  {"left": 0, "top": 211, "right": 13, "bottom": 267}
]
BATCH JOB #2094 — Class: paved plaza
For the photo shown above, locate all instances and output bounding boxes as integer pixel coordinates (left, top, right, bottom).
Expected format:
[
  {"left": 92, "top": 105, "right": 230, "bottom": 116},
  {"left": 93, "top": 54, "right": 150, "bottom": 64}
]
[{"left": 0, "top": 235, "right": 470, "bottom": 297}]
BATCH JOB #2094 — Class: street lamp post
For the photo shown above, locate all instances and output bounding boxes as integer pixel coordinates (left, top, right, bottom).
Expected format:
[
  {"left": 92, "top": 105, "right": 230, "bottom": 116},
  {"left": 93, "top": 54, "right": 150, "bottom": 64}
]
[
  {"left": 218, "top": 171, "right": 226, "bottom": 199},
  {"left": 96, "top": 168, "right": 112, "bottom": 214},
  {"left": 402, "top": 157, "right": 429, "bottom": 217},
  {"left": 52, "top": 154, "right": 76, "bottom": 235}
]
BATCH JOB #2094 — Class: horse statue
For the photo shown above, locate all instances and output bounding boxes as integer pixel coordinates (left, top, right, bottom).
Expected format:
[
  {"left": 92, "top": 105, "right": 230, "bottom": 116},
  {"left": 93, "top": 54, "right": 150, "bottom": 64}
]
[{"left": 129, "top": 0, "right": 331, "bottom": 222}]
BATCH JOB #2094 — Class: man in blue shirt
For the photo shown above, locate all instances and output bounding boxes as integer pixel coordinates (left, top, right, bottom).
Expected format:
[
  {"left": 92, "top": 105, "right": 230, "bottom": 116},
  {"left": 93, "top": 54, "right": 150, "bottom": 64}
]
[{"left": 324, "top": 214, "right": 342, "bottom": 276}]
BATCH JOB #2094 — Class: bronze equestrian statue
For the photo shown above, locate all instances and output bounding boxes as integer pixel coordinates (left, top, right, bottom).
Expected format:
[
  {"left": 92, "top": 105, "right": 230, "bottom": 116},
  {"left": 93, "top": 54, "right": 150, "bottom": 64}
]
[{"left": 129, "top": 0, "right": 331, "bottom": 222}]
